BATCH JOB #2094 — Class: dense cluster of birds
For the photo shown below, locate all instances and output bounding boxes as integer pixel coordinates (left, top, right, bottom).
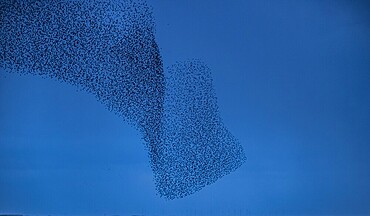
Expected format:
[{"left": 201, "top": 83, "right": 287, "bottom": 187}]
[
  {"left": 0, "top": 0, "right": 245, "bottom": 199},
  {"left": 160, "top": 60, "right": 246, "bottom": 198}
]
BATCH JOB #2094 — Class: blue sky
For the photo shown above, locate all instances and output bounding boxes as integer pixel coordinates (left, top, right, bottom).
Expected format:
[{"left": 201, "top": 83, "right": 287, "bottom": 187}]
[{"left": 1, "top": 0, "right": 370, "bottom": 215}]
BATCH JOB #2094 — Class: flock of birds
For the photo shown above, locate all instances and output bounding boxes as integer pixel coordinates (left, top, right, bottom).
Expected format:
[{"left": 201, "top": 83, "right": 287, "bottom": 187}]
[{"left": 0, "top": 0, "right": 246, "bottom": 199}]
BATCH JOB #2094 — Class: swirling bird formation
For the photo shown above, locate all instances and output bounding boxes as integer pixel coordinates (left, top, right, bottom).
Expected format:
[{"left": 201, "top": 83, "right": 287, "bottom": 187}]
[{"left": 0, "top": 0, "right": 245, "bottom": 199}]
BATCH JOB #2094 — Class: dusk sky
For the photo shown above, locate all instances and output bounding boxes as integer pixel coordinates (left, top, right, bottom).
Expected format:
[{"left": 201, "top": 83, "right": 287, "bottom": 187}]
[{"left": 1, "top": 0, "right": 369, "bottom": 215}]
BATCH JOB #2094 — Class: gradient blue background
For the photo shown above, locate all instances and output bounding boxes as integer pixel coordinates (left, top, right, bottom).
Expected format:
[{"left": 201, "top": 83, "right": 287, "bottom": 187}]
[{"left": 1, "top": 0, "right": 370, "bottom": 215}]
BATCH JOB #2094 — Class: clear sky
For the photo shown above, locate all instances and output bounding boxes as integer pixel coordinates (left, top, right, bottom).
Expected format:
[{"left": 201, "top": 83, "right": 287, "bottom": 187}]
[{"left": 1, "top": 0, "right": 370, "bottom": 215}]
